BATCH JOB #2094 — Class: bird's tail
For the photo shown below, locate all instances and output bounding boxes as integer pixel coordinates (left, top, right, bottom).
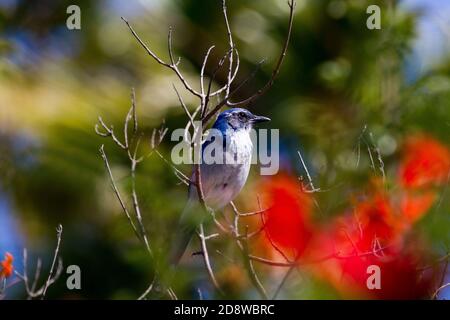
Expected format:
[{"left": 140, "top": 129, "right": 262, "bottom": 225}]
[{"left": 168, "top": 198, "right": 204, "bottom": 266}]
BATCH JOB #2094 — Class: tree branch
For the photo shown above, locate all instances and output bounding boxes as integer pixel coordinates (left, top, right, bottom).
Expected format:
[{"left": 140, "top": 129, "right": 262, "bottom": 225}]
[
  {"left": 122, "top": 17, "right": 202, "bottom": 98},
  {"left": 227, "top": 0, "right": 296, "bottom": 107}
]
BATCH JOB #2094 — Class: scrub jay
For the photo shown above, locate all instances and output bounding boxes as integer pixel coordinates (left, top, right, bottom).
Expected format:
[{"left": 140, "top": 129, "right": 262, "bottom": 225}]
[{"left": 169, "top": 108, "right": 270, "bottom": 265}]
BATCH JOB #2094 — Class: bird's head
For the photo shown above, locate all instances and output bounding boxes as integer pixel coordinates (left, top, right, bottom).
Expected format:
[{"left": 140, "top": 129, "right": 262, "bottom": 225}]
[{"left": 213, "top": 108, "right": 271, "bottom": 132}]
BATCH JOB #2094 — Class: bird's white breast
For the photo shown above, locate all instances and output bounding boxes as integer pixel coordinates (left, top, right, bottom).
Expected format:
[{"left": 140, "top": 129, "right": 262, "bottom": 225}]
[{"left": 196, "top": 129, "right": 253, "bottom": 210}]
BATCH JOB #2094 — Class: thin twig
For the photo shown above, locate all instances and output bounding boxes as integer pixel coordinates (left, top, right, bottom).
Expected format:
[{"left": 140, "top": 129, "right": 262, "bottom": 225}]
[
  {"left": 122, "top": 17, "right": 202, "bottom": 98},
  {"left": 95, "top": 117, "right": 126, "bottom": 149},
  {"left": 41, "top": 224, "right": 63, "bottom": 299},
  {"left": 230, "top": 201, "right": 267, "bottom": 217},
  {"left": 249, "top": 245, "right": 391, "bottom": 268},
  {"left": 272, "top": 262, "right": 297, "bottom": 299},
  {"left": 209, "top": 48, "right": 240, "bottom": 97},
  {"left": 431, "top": 282, "right": 450, "bottom": 300},
  {"left": 154, "top": 150, "right": 191, "bottom": 186},
  {"left": 131, "top": 159, "right": 153, "bottom": 256},
  {"left": 97, "top": 90, "right": 158, "bottom": 257},
  {"left": 14, "top": 227, "right": 64, "bottom": 299},
  {"left": 99, "top": 145, "right": 141, "bottom": 241},
  {"left": 222, "top": 0, "right": 234, "bottom": 98},
  {"left": 230, "top": 202, "right": 268, "bottom": 299},
  {"left": 200, "top": 45, "right": 216, "bottom": 116},
  {"left": 202, "top": 58, "right": 266, "bottom": 127},
  {"left": 203, "top": 49, "right": 233, "bottom": 118},
  {"left": 197, "top": 223, "right": 222, "bottom": 293},
  {"left": 240, "top": 226, "right": 268, "bottom": 299},
  {"left": 297, "top": 150, "right": 321, "bottom": 193},
  {"left": 138, "top": 277, "right": 155, "bottom": 300},
  {"left": 227, "top": 0, "right": 296, "bottom": 107}
]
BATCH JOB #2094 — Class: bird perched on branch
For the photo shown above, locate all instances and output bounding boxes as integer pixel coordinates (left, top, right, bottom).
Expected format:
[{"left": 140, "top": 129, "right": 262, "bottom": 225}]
[{"left": 169, "top": 108, "right": 270, "bottom": 265}]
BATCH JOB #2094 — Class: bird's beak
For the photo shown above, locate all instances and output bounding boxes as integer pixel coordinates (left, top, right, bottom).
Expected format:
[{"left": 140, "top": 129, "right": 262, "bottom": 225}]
[{"left": 251, "top": 115, "right": 271, "bottom": 124}]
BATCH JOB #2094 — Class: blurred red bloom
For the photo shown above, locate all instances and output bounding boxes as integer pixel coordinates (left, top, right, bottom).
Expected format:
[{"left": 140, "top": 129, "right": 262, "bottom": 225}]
[
  {"left": 305, "top": 177, "right": 436, "bottom": 299},
  {"left": 308, "top": 217, "right": 434, "bottom": 299},
  {"left": 339, "top": 249, "right": 434, "bottom": 299},
  {"left": 399, "top": 135, "right": 450, "bottom": 189},
  {"left": 397, "top": 134, "right": 449, "bottom": 223},
  {"left": 400, "top": 191, "right": 436, "bottom": 224},
  {"left": 259, "top": 174, "right": 313, "bottom": 260},
  {"left": 352, "top": 192, "right": 399, "bottom": 251},
  {"left": 0, "top": 252, "right": 14, "bottom": 279}
]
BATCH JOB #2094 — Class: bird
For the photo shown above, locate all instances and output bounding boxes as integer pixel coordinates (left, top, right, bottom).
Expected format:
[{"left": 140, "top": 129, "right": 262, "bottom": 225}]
[{"left": 169, "top": 108, "right": 270, "bottom": 265}]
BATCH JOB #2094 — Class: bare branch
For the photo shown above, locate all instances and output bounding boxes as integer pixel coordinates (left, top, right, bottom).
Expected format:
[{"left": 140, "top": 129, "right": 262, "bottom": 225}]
[
  {"left": 272, "top": 262, "right": 297, "bottom": 299},
  {"left": 154, "top": 150, "right": 191, "bottom": 186},
  {"left": 249, "top": 245, "right": 392, "bottom": 268},
  {"left": 149, "top": 121, "right": 168, "bottom": 152},
  {"left": 202, "top": 58, "right": 266, "bottom": 126},
  {"left": 203, "top": 49, "right": 233, "bottom": 118},
  {"left": 95, "top": 116, "right": 126, "bottom": 149},
  {"left": 197, "top": 223, "right": 222, "bottom": 293},
  {"left": 97, "top": 90, "right": 157, "bottom": 257},
  {"left": 240, "top": 226, "right": 268, "bottom": 299},
  {"left": 203, "top": 233, "right": 220, "bottom": 240},
  {"left": 30, "top": 258, "right": 42, "bottom": 296},
  {"left": 41, "top": 224, "right": 63, "bottom": 299},
  {"left": 174, "top": 85, "right": 193, "bottom": 122},
  {"left": 168, "top": 27, "right": 181, "bottom": 66},
  {"left": 124, "top": 89, "right": 137, "bottom": 148},
  {"left": 209, "top": 48, "right": 240, "bottom": 97},
  {"left": 229, "top": 202, "right": 268, "bottom": 299},
  {"left": 99, "top": 145, "right": 141, "bottom": 241},
  {"left": 260, "top": 206, "right": 293, "bottom": 263},
  {"left": 138, "top": 277, "right": 155, "bottom": 300},
  {"left": 297, "top": 150, "right": 321, "bottom": 193},
  {"left": 222, "top": 0, "right": 234, "bottom": 98},
  {"left": 13, "top": 227, "right": 64, "bottom": 299},
  {"left": 130, "top": 158, "right": 153, "bottom": 256},
  {"left": 197, "top": 288, "right": 203, "bottom": 300},
  {"left": 167, "top": 287, "right": 178, "bottom": 300},
  {"left": 200, "top": 46, "right": 216, "bottom": 99},
  {"left": 122, "top": 17, "right": 202, "bottom": 98},
  {"left": 194, "top": 164, "right": 207, "bottom": 208},
  {"left": 248, "top": 255, "right": 297, "bottom": 267},
  {"left": 230, "top": 201, "right": 267, "bottom": 217},
  {"left": 431, "top": 282, "right": 450, "bottom": 300},
  {"left": 227, "top": 0, "right": 296, "bottom": 107}
]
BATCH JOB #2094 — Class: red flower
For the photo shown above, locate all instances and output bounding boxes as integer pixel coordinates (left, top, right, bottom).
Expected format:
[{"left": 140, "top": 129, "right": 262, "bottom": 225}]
[
  {"left": 308, "top": 217, "right": 434, "bottom": 299},
  {"left": 0, "top": 252, "right": 14, "bottom": 279},
  {"left": 396, "top": 134, "right": 449, "bottom": 223},
  {"left": 339, "top": 248, "right": 434, "bottom": 299},
  {"left": 305, "top": 177, "right": 436, "bottom": 299},
  {"left": 399, "top": 135, "right": 450, "bottom": 189},
  {"left": 352, "top": 192, "right": 398, "bottom": 251},
  {"left": 259, "top": 174, "right": 313, "bottom": 260}
]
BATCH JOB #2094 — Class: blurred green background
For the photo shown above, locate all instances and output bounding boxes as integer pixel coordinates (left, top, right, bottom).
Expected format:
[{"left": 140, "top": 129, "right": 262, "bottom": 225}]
[{"left": 0, "top": 0, "right": 449, "bottom": 299}]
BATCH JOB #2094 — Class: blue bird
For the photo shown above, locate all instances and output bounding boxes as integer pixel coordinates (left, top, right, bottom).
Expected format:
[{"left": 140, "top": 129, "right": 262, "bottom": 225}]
[{"left": 169, "top": 108, "right": 270, "bottom": 265}]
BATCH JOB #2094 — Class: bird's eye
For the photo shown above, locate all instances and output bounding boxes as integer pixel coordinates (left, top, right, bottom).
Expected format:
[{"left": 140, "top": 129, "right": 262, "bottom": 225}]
[{"left": 238, "top": 112, "right": 246, "bottom": 119}]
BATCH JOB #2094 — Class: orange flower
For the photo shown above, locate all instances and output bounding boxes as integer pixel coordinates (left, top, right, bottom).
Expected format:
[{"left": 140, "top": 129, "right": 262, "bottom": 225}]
[
  {"left": 399, "top": 135, "right": 450, "bottom": 189},
  {"left": 0, "top": 252, "right": 14, "bottom": 279},
  {"left": 400, "top": 191, "right": 436, "bottom": 224},
  {"left": 259, "top": 174, "right": 313, "bottom": 260}
]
